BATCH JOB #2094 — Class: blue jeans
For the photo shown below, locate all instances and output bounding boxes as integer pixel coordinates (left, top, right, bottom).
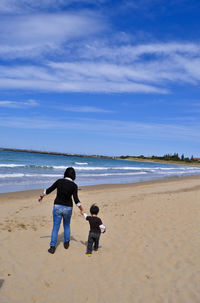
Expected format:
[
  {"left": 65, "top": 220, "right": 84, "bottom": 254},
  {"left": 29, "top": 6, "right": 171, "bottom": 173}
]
[{"left": 50, "top": 205, "right": 72, "bottom": 247}]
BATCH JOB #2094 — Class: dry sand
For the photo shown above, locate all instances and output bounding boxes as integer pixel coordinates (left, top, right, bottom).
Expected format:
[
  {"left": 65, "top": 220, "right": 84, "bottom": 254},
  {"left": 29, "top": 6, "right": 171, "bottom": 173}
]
[{"left": 0, "top": 176, "right": 200, "bottom": 303}]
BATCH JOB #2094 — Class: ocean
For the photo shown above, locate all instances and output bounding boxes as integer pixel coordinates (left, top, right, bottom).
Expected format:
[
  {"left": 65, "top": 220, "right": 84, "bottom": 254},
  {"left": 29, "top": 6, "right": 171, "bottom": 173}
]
[{"left": 0, "top": 150, "right": 200, "bottom": 193}]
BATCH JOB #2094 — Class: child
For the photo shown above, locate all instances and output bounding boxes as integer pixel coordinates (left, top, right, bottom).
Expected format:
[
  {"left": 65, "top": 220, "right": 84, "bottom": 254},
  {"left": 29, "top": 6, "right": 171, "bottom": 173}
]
[{"left": 83, "top": 204, "right": 106, "bottom": 255}]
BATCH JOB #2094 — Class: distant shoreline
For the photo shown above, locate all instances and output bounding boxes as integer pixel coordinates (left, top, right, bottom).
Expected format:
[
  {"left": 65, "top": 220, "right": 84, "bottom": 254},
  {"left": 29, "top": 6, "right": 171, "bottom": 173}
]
[
  {"left": 0, "top": 147, "right": 116, "bottom": 160},
  {"left": 120, "top": 156, "right": 200, "bottom": 167},
  {"left": 1, "top": 147, "right": 200, "bottom": 167}
]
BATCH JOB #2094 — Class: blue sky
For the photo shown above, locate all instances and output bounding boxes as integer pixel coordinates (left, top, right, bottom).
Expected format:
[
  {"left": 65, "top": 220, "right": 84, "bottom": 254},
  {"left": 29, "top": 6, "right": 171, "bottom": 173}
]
[{"left": 0, "top": 0, "right": 200, "bottom": 157}]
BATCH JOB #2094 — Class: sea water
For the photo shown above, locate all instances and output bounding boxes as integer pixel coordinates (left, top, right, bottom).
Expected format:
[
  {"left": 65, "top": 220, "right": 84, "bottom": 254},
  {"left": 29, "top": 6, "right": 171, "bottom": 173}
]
[{"left": 0, "top": 150, "right": 200, "bottom": 193}]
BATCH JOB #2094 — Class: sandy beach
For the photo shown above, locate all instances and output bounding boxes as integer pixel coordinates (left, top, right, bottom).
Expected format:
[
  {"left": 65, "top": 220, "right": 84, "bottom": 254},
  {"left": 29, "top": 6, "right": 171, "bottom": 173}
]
[{"left": 1, "top": 176, "right": 200, "bottom": 303}]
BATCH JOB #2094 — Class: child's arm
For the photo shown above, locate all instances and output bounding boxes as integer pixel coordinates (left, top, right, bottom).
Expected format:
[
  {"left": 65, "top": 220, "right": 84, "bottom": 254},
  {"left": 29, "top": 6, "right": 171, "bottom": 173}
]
[
  {"left": 99, "top": 224, "right": 106, "bottom": 233},
  {"left": 83, "top": 212, "right": 88, "bottom": 219}
]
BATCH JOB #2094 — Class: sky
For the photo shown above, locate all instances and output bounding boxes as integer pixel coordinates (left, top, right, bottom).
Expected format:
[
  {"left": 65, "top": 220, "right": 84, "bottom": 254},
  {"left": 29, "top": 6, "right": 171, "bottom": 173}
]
[{"left": 0, "top": 0, "right": 200, "bottom": 157}]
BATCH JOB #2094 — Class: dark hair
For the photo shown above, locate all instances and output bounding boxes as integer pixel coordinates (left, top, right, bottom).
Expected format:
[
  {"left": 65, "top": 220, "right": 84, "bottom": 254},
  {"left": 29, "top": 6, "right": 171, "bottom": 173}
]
[
  {"left": 64, "top": 167, "right": 76, "bottom": 180},
  {"left": 90, "top": 204, "right": 99, "bottom": 215}
]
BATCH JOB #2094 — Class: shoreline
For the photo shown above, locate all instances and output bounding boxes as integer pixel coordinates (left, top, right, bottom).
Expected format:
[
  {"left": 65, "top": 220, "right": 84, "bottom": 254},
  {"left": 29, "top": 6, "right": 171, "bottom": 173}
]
[
  {"left": 119, "top": 156, "right": 200, "bottom": 166},
  {"left": 1, "top": 174, "right": 200, "bottom": 197}
]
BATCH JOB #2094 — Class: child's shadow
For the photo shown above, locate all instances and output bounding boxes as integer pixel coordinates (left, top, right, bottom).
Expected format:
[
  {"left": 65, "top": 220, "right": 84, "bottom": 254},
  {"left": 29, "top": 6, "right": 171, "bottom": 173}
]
[{"left": 80, "top": 240, "right": 87, "bottom": 247}]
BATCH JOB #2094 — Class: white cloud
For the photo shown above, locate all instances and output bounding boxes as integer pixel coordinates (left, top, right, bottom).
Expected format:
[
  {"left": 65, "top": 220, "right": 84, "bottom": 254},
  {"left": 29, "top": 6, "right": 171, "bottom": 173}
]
[
  {"left": 0, "top": 12, "right": 104, "bottom": 58},
  {"left": 62, "top": 105, "right": 114, "bottom": 113},
  {"left": 80, "top": 42, "right": 200, "bottom": 62},
  {"left": 0, "top": 0, "right": 106, "bottom": 13},
  {"left": 0, "top": 77, "right": 166, "bottom": 94},
  {"left": 0, "top": 4, "right": 200, "bottom": 94},
  {"left": 1, "top": 40, "right": 200, "bottom": 94},
  {"left": 0, "top": 115, "right": 200, "bottom": 142},
  {"left": 0, "top": 64, "right": 167, "bottom": 93},
  {"left": 0, "top": 100, "right": 38, "bottom": 108}
]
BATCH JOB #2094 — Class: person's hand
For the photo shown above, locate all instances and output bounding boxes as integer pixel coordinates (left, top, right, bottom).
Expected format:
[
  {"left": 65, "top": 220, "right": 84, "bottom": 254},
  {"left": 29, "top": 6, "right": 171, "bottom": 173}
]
[
  {"left": 38, "top": 195, "right": 43, "bottom": 202},
  {"left": 80, "top": 210, "right": 84, "bottom": 215}
]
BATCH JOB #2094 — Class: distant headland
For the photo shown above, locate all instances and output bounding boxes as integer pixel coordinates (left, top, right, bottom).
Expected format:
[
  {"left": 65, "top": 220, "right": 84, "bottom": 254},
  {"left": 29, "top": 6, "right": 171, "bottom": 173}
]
[
  {"left": 0, "top": 148, "right": 199, "bottom": 165},
  {"left": 0, "top": 147, "right": 116, "bottom": 160}
]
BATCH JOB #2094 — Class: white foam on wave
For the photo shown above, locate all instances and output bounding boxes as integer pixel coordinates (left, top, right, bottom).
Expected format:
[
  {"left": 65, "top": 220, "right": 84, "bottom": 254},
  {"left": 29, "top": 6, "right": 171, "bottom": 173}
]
[
  {"left": 52, "top": 165, "right": 151, "bottom": 170},
  {"left": 153, "top": 166, "right": 200, "bottom": 171},
  {"left": 73, "top": 166, "right": 154, "bottom": 171},
  {"left": 0, "top": 164, "right": 25, "bottom": 168},
  {"left": 26, "top": 174, "right": 61, "bottom": 177},
  {"left": 0, "top": 171, "right": 148, "bottom": 179},
  {"left": 2, "top": 163, "right": 199, "bottom": 173},
  {"left": 52, "top": 166, "right": 69, "bottom": 169},
  {"left": 157, "top": 170, "right": 200, "bottom": 175},
  {"left": 0, "top": 173, "right": 25, "bottom": 178},
  {"left": 0, "top": 173, "right": 61, "bottom": 178},
  {"left": 75, "top": 166, "right": 200, "bottom": 172},
  {"left": 80, "top": 172, "right": 148, "bottom": 177}
]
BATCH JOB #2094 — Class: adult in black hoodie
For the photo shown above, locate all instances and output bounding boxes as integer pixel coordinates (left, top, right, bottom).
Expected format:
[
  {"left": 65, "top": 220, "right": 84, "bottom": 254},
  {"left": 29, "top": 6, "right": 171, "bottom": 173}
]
[{"left": 39, "top": 167, "right": 83, "bottom": 254}]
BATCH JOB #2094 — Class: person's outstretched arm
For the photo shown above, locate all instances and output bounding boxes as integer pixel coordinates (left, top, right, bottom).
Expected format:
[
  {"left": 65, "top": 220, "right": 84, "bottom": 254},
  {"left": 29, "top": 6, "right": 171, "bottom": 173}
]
[{"left": 38, "top": 180, "right": 58, "bottom": 202}]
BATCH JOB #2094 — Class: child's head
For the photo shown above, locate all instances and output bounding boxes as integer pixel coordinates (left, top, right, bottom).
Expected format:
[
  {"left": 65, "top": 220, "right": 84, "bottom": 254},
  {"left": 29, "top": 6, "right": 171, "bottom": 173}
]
[{"left": 90, "top": 204, "right": 99, "bottom": 215}]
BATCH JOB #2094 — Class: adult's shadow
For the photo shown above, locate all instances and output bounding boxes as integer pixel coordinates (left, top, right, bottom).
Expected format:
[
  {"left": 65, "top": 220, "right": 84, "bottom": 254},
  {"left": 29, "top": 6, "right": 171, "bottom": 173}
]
[
  {"left": 40, "top": 233, "right": 87, "bottom": 247},
  {"left": 57, "top": 233, "right": 89, "bottom": 248},
  {"left": 56, "top": 232, "right": 78, "bottom": 247}
]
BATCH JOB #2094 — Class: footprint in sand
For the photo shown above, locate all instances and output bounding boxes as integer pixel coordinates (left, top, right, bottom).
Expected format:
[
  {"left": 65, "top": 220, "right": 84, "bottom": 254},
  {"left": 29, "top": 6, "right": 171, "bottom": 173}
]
[
  {"left": 44, "top": 281, "right": 51, "bottom": 288},
  {"left": 17, "top": 223, "right": 27, "bottom": 230}
]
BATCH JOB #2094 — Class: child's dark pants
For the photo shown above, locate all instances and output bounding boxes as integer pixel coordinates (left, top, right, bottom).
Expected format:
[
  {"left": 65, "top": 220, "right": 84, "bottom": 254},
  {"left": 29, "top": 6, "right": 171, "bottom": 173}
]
[{"left": 87, "top": 231, "right": 100, "bottom": 253}]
